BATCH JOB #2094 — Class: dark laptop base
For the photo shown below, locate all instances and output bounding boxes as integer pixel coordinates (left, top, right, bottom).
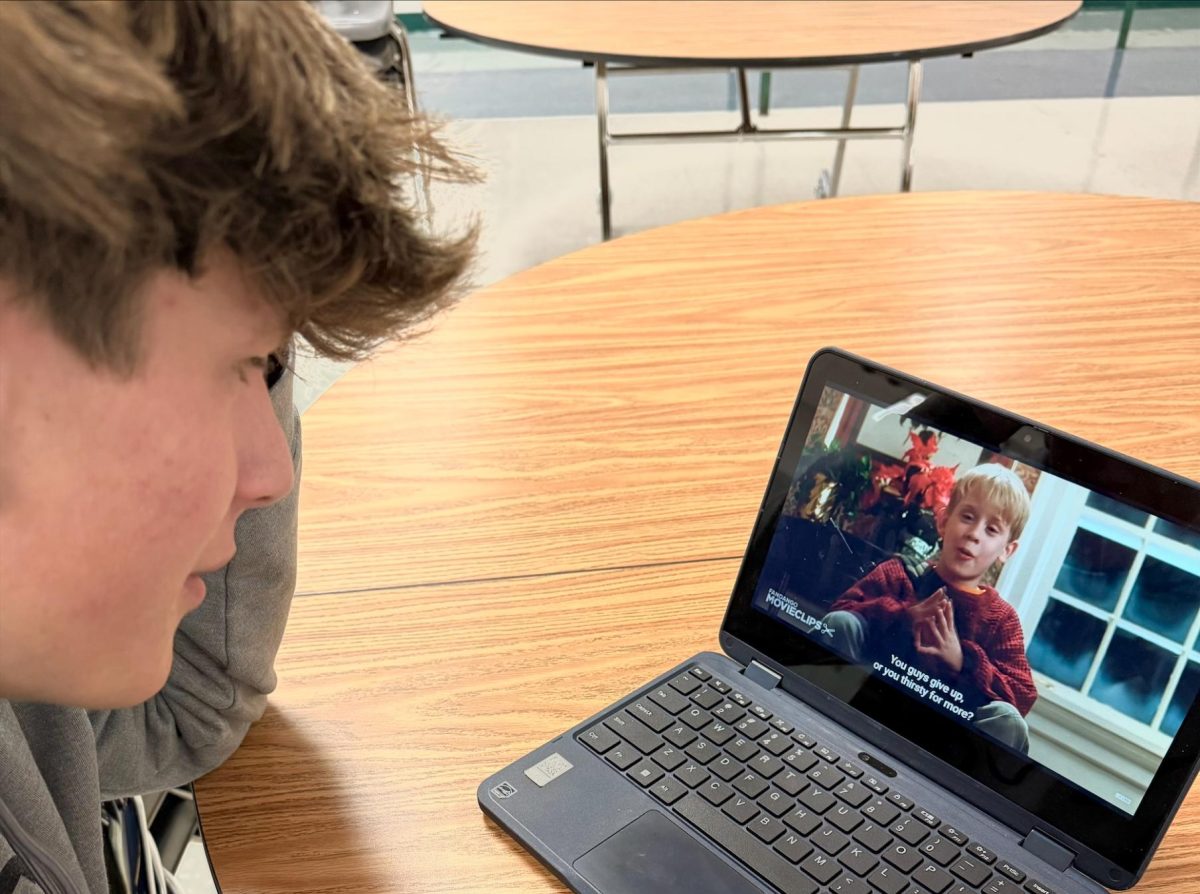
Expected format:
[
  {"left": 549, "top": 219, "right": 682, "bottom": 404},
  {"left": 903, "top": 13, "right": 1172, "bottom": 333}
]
[{"left": 480, "top": 652, "right": 1106, "bottom": 894}]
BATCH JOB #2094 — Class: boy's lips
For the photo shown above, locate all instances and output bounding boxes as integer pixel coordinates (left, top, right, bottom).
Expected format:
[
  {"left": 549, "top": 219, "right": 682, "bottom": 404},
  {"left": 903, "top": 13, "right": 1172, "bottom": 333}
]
[{"left": 956, "top": 547, "right": 976, "bottom": 560}]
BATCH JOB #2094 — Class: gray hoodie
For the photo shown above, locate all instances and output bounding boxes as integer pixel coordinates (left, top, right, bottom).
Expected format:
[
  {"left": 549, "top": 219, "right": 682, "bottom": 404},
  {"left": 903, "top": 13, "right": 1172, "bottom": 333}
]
[{"left": 0, "top": 368, "right": 302, "bottom": 894}]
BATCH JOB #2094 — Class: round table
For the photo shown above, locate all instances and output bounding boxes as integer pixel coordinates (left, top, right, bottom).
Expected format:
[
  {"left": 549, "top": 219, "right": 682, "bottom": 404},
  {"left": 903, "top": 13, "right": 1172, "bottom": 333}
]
[
  {"left": 196, "top": 192, "right": 1200, "bottom": 894},
  {"left": 422, "top": 1, "right": 1082, "bottom": 237}
]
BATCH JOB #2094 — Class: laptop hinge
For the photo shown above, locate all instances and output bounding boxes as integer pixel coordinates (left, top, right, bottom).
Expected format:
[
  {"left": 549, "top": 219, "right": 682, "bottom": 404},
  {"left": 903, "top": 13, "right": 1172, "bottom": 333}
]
[
  {"left": 744, "top": 660, "right": 782, "bottom": 691},
  {"left": 1020, "top": 828, "right": 1075, "bottom": 872}
]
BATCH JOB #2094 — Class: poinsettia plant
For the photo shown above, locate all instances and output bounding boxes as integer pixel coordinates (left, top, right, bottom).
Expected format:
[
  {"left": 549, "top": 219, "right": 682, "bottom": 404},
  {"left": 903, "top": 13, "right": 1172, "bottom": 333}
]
[{"left": 860, "top": 429, "right": 958, "bottom": 521}]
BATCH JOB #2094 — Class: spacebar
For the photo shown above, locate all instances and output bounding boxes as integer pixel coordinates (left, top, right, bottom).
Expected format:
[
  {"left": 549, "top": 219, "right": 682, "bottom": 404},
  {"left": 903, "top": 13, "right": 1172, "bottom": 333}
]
[{"left": 675, "top": 796, "right": 818, "bottom": 894}]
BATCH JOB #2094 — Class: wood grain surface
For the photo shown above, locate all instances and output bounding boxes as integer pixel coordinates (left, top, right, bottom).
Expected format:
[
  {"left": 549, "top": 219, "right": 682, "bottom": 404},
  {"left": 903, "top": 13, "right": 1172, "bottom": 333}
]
[
  {"left": 196, "top": 192, "right": 1200, "bottom": 894},
  {"left": 422, "top": 1, "right": 1081, "bottom": 66},
  {"left": 194, "top": 571, "right": 1200, "bottom": 894},
  {"left": 292, "top": 192, "right": 1200, "bottom": 597}
]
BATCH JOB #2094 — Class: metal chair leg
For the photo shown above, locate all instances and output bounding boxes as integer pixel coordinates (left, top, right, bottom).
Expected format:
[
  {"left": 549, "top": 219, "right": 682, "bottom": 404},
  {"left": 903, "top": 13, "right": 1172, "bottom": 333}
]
[
  {"left": 595, "top": 61, "right": 613, "bottom": 240},
  {"left": 828, "top": 66, "right": 860, "bottom": 197},
  {"left": 901, "top": 60, "right": 923, "bottom": 191}
]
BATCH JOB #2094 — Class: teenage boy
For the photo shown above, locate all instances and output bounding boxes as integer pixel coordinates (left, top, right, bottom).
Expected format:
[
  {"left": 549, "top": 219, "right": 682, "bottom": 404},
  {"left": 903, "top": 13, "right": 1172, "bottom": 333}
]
[
  {"left": 0, "top": 2, "right": 473, "bottom": 892},
  {"left": 823, "top": 464, "right": 1039, "bottom": 751}
]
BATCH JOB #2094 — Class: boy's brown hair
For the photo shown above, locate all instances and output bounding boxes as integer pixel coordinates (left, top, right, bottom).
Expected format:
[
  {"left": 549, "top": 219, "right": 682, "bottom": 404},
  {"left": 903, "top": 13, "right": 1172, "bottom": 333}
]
[
  {"left": 946, "top": 463, "right": 1032, "bottom": 541},
  {"left": 0, "top": 0, "right": 475, "bottom": 371}
]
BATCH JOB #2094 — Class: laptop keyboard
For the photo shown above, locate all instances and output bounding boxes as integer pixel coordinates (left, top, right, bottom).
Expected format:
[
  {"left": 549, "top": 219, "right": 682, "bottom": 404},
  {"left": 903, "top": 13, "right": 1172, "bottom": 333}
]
[{"left": 577, "top": 666, "right": 1059, "bottom": 894}]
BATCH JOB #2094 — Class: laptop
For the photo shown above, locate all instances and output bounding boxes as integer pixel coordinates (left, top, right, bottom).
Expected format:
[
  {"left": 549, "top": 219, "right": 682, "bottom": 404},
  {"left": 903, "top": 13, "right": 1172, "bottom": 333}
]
[{"left": 479, "top": 347, "right": 1200, "bottom": 894}]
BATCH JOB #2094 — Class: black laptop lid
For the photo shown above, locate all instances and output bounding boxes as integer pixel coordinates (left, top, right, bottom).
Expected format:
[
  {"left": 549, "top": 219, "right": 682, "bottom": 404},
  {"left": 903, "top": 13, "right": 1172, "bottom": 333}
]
[{"left": 721, "top": 348, "right": 1200, "bottom": 887}]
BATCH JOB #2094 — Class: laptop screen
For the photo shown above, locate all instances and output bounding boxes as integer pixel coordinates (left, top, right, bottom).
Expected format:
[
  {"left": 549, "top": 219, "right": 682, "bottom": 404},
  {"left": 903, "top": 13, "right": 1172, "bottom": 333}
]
[{"left": 721, "top": 349, "right": 1200, "bottom": 882}]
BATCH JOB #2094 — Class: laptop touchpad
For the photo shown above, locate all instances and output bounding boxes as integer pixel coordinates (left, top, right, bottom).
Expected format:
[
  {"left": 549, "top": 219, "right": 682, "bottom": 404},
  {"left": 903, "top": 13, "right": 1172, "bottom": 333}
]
[{"left": 573, "top": 811, "right": 759, "bottom": 893}]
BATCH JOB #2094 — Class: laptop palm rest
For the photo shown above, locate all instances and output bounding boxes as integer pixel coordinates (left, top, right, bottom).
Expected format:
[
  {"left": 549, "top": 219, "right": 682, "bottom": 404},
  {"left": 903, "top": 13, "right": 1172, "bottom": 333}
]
[{"left": 573, "top": 810, "right": 759, "bottom": 893}]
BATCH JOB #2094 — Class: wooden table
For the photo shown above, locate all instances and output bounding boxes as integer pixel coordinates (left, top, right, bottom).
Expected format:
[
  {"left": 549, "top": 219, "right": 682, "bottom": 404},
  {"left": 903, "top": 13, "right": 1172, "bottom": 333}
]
[
  {"left": 196, "top": 193, "right": 1200, "bottom": 893},
  {"left": 422, "top": 1, "right": 1082, "bottom": 238}
]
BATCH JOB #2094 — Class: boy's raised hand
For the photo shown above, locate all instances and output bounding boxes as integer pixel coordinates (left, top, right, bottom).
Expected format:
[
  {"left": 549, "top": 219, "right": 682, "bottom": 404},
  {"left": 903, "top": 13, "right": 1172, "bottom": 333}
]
[
  {"left": 913, "top": 596, "right": 964, "bottom": 673},
  {"left": 906, "top": 587, "right": 949, "bottom": 625}
]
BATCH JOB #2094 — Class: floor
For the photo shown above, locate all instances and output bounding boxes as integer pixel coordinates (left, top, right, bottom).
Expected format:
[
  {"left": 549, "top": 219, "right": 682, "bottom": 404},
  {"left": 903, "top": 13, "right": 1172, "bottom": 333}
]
[{"left": 177, "top": 6, "right": 1200, "bottom": 891}]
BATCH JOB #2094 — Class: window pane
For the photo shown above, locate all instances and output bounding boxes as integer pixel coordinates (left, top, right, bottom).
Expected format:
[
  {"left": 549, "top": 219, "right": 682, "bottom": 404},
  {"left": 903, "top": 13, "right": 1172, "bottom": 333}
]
[
  {"left": 1124, "top": 557, "right": 1200, "bottom": 643},
  {"left": 1090, "top": 631, "right": 1174, "bottom": 725},
  {"left": 1162, "top": 662, "right": 1200, "bottom": 738},
  {"left": 1053, "top": 529, "right": 1135, "bottom": 611},
  {"left": 1028, "top": 600, "right": 1106, "bottom": 690},
  {"left": 1154, "top": 518, "right": 1200, "bottom": 552},
  {"left": 1087, "top": 492, "right": 1150, "bottom": 527}
]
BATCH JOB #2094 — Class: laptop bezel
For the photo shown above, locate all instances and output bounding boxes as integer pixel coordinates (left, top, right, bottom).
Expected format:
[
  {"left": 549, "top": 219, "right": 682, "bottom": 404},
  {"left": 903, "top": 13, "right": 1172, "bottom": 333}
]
[{"left": 719, "top": 347, "right": 1200, "bottom": 888}]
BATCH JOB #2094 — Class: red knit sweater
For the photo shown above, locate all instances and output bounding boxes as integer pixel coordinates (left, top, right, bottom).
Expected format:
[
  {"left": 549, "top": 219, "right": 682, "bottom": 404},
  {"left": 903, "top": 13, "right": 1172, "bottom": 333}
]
[{"left": 830, "top": 557, "right": 1038, "bottom": 716}]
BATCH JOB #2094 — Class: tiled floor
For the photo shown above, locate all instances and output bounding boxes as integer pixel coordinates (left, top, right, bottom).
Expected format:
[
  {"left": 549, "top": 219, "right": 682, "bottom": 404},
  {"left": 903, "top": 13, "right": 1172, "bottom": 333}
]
[{"left": 181, "top": 6, "right": 1200, "bottom": 891}]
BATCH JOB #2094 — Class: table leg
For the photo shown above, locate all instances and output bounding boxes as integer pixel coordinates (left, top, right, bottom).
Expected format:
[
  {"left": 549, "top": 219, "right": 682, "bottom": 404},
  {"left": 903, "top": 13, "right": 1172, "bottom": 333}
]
[
  {"left": 900, "top": 60, "right": 923, "bottom": 191},
  {"left": 829, "top": 65, "right": 860, "bottom": 197},
  {"left": 736, "top": 67, "right": 752, "bottom": 133},
  {"left": 594, "top": 61, "right": 613, "bottom": 240}
]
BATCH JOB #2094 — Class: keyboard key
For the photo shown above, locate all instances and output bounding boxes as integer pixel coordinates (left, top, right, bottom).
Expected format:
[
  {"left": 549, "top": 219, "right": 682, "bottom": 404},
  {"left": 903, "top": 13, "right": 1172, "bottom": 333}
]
[
  {"left": 648, "top": 686, "right": 691, "bottom": 714},
  {"left": 723, "top": 794, "right": 760, "bottom": 825},
  {"left": 770, "top": 717, "right": 795, "bottom": 734},
  {"left": 998, "top": 861, "right": 1026, "bottom": 883},
  {"left": 664, "top": 723, "right": 697, "bottom": 748},
  {"left": 783, "top": 747, "right": 819, "bottom": 773},
  {"left": 627, "top": 759, "right": 663, "bottom": 787},
  {"left": 783, "top": 805, "right": 821, "bottom": 836},
  {"left": 890, "top": 816, "right": 931, "bottom": 846},
  {"left": 828, "top": 872, "right": 872, "bottom": 893},
  {"left": 815, "top": 745, "right": 840, "bottom": 763},
  {"left": 701, "top": 720, "right": 736, "bottom": 745},
  {"left": 750, "top": 704, "right": 773, "bottom": 721},
  {"left": 689, "top": 667, "right": 712, "bottom": 681},
  {"left": 699, "top": 779, "right": 734, "bottom": 807},
  {"left": 838, "top": 760, "right": 864, "bottom": 778},
  {"left": 862, "top": 797, "right": 901, "bottom": 826},
  {"left": 652, "top": 744, "right": 687, "bottom": 771},
  {"left": 669, "top": 672, "right": 702, "bottom": 695},
  {"left": 862, "top": 774, "right": 890, "bottom": 795},
  {"left": 852, "top": 821, "right": 892, "bottom": 853},
  {"left": 774, "top": 831, "right": 813, "bottom": 864},
  {"left": 579, "top": 724, "right": 619, "bottom": 754},
  {"left": 808, "top": 764, "right": 845, "bottom": 789},
  {"left": 1024, "top": 881, "right": 1056, "bottom": 894},
  {"left": 940, "top": 825, "right": 969, "bottom": 846},
  {"left": 604, "top": 713, "right": 661, "bottom": 754},
  {"left": 887, "top": 790, "right": 915, "bottom": 810},
  {"left": 679, "top": 706, "right": 711, "bottom": 730},
  {"left": 735, "top": 716, "right": 769, "bottom": 739},
  {"left": 801, "top": 850, "right": 842, "bottom": 884},
  {"left": 834, "top": 780, "right": 872, "bottom": 808},
  {"left": 916, "top": 862, "right": 956, "bottom": 894},
  {"left": 776, "top": 769, "right": 807, "bottom": 796},
  {"left": 882, "top": 841, "right": 922, "bottom": 873},
  {"left": 604, "top": 745, "right": 639, "bottom": 770},
  {"left": 751, "top": 752, "right": 784, "bottom": 779},
  {"left": 675, "top": 762, "right": 710, "bottom": 787},
  {"left": 709, "top": 678, "right": 732, "bottom": 694},
  {"left": 814, "top": 824, "right": 850, "bottom": 856},
  {"left": 868, "top": 864, "right": 907, "bottom": 894},
  {"left": 674, "top": 796, "right": 818, "bottom": 894},
  {"left": 796, "top": 785, "right": 837, "bottom": 814},
  {"left": 827, "top": 803, "right": 864, "bottom": 833},
  {"left": 920, "top": 837, "right": 961, "bottom": 867},
  {"left": 709, "top": 754, "right": 743, "bottom": 781},
  {"left": 984, "top": 880, "right": 1020, "bottom": 894},
  {"left": 691, "top": 687, "right": 724, "bottom": 709},
  {"left": 726, "top": 736, "right": 761, "bottom": 762},
  {"left": 649, "top": 776, "right": 688, "bottom": 805},
  {"left": 914, "top": 807, "right": 941, "bottom": 828},
  {"left": 712, "top": 701, "right": 746, "bottom": 723},
  {"left": 758, "top": 788, "right": 792, "bottom": 817},
  {"left": 749, "top": 813, "right": 786, "bottom": 844},
  {"left": 729, "top": 691, "right": 752, "bottom": 707},
  {"left": 951, "top": 855, "right": 992, "bottom": 887},
  {"left": 684, "top": 737, "right": 718, "bottom": 764},
  {"left": 793, "top": 730, "right": 818, "bottom": 749},
  {"left": 733, "top": 770, "right": 770, "bottom": 799},
  {"left": 968, "top": 842, "right": 998, "bottom": 864},
  {"left": 839, "top": 843, "right": 878, "bottom": 876},
  {"left": 759, "top": 730, "right": 793, "bottom": 756}
]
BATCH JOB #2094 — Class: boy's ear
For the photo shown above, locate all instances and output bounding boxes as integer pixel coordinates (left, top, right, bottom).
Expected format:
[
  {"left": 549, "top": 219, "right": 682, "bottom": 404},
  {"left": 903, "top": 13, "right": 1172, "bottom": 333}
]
[{"left": 999, "top": 539, "right": 1019, "bottom": 564}]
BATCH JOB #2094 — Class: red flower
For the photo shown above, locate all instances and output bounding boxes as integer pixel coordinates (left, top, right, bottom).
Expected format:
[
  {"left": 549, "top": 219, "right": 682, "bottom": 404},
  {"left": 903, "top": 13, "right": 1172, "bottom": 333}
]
[
  {"left": 902, "top": 430, "right": 939, "bottom": 468},
  {"left": 907, "top": 464, "right": 959, "bottom": 519}
]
